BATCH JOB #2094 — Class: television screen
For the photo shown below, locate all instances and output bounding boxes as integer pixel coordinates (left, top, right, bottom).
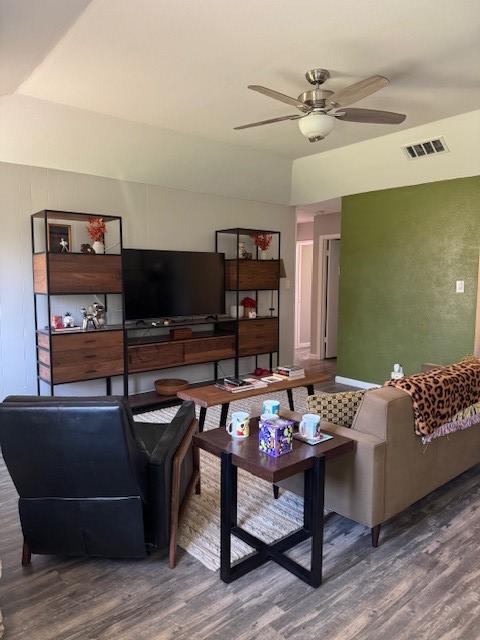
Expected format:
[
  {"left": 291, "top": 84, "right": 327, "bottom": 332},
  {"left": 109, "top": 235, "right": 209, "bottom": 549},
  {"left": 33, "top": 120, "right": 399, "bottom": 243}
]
[{"left": 122, "top": 249, "right": 225, "bottom": 320}]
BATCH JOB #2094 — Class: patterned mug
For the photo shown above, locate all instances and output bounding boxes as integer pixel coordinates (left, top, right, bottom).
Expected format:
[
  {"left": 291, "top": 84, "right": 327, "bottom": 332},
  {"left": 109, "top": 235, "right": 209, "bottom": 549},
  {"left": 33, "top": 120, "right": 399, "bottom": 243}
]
[{"left": 226, "top": 411, "right": 250, "bottom": 439}]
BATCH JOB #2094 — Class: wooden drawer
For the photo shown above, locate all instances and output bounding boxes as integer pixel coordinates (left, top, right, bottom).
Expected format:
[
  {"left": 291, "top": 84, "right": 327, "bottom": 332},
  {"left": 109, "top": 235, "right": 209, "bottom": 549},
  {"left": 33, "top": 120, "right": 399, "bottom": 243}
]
[
  {"left": 184, "top": 335, "right": 235, "bottom": 364},
  {"left": 128, "top": 342, "right": 184, "bottom": 373},
  {"left": 51, "top": 330, "right": 123, "bottom": 353},
  {"left": 40, "top": 330, "right": 125, "bottom": 384},
  {"left": 225, "top": 260, "right": 279, "bottom": 290},
  {"left": 52, "top": 356, "right": 124, "bottom": 384},
  {"left": 238, "top": 318, "right": 279, "bottom": 356}
]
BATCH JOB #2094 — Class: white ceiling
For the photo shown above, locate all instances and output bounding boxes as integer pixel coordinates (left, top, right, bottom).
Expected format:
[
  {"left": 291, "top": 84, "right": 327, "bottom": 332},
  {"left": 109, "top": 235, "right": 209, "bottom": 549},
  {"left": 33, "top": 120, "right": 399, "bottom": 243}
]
[{"left": 2, "top": 0, "right": 480, "bottom": 159}]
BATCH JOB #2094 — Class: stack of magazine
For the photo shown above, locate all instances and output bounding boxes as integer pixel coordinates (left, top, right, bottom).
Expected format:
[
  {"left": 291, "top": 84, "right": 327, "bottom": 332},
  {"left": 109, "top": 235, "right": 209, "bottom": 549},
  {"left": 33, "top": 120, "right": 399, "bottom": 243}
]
[{"left": 215, "top": 377, "right": 268, "bottom": 393}]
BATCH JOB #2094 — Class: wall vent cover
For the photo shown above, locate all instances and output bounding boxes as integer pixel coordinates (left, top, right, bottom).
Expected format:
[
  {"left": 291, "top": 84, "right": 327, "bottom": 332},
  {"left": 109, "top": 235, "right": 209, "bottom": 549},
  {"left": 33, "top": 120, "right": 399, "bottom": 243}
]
[{"left": 402, "top": 137, "right": 448, "bottom": 160}]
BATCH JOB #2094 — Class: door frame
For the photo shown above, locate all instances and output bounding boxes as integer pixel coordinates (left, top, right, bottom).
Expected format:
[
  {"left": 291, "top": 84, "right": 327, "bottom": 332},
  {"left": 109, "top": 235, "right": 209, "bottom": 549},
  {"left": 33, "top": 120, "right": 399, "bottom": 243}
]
[
  {"left": 295, "top": 240, "right": 314, "bottom": 349},
  {"left": 316, "top": 233, "right": 341, "bottom": 359}
]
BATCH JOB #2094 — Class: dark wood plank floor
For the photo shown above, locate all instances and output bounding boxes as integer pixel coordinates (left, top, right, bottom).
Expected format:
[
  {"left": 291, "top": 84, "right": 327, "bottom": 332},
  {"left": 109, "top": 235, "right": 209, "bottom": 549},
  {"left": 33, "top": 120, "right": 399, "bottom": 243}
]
[{"left": 1, "top": 360, "right": 479, "bottom": 639}]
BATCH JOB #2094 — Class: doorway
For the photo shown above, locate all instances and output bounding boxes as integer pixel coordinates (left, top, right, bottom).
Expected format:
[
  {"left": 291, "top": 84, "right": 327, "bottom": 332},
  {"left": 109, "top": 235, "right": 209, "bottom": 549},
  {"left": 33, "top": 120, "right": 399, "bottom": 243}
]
[
  {"left": 318, "top": 234, "right": 341, "bottom": 359},
  {"left": 295, "top": 240, "right": 314, "bottom": 350}
]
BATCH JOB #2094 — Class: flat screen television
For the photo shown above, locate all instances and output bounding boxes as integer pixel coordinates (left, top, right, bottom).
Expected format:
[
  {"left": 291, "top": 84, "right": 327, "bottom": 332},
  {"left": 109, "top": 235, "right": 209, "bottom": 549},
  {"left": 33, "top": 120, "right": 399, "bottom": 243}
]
[{"left": 122, "top": 248, "right": 225, "bottom": 320}]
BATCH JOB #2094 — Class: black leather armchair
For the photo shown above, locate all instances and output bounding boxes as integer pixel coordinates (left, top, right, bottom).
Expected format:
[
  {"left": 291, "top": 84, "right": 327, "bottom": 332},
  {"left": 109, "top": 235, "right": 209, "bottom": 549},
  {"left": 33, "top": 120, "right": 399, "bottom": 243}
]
[{"left": 0, "top": 396, "right": 200, "bottom": 568}]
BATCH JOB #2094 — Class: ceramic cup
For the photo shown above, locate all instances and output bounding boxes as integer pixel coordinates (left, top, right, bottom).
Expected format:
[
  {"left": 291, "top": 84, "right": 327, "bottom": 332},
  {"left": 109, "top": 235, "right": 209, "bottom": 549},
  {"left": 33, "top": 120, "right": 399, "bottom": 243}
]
[
  {"left": 299, "top": 413, "right": 321, "bottom": 439},
  {"left": 226, "top": 411, "right": 250, "bottom": 439},
  {"left": 262, "top": 399, "right": 280, "bottom": 416}
]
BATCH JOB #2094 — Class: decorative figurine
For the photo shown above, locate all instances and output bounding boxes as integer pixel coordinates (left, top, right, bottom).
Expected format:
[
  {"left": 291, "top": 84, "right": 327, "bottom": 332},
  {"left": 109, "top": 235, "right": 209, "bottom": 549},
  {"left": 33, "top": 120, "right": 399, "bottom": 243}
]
[
  {"left": 391, "top": 363, "right": 404, "bottom": 380},
  {"left": 81, "top": 303, "right": 105, "bottom": 330},
  {"left": 93, "top": 302, "right": 106, "bottom": 327},
  {"left": 59, "top": 237, "right": 69, "bottom": 253},
  {"left": 81, "top": 243, "right": 95, "bottom": 254},
  {"left": 63, "top": 312, "right": 75, "bottom": 328}
]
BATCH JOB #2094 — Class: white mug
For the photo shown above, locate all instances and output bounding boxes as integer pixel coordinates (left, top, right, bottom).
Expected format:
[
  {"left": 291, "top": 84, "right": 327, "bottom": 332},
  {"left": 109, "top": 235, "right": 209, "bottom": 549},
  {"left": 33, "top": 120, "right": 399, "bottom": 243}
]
[
  {"left": 299, "top": 413, "right": 321, "bottom": 439},
  {"left": 226, "top": 411, "right": 250, "bottom": 439}
]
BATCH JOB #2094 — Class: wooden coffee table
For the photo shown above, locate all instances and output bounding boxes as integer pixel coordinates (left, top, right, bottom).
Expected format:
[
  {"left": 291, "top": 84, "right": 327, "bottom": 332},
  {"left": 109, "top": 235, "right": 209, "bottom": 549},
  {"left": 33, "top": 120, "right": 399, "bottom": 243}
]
[
  {"left": 178, "top": 369, "right": 329, "bottom": 432},
  {"left": 194, "top": 418, "right": 353, "bottom": 588}
]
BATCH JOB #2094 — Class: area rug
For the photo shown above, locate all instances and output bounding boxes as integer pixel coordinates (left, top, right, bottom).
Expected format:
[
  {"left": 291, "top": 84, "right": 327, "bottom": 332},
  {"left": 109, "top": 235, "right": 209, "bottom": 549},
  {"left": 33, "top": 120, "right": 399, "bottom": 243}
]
[{"left": 135, "top": 387, "right": 316, "bottom": 571}]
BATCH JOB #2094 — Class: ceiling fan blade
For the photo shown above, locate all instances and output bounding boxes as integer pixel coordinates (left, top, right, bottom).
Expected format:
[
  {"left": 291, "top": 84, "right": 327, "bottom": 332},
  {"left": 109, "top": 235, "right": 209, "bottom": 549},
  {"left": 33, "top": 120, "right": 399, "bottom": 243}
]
[
  {"left": 248, "top": 85, "right": 307, "bottom": 110},
  {"left": 329, "top": 75, "right": 389, "bottom": 108},
  {"left": 234, "top": 114, "right": 302, "bottom": 130},
  {"left": 334, "top": 107, "right": 406, "bottom": 124}
]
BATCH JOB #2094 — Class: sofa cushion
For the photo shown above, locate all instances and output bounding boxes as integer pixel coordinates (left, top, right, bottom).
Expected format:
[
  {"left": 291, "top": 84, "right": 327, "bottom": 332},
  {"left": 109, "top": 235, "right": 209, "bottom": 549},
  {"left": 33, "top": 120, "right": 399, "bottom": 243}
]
[{"left": 307, "top": 390, "right": 366, "bottom": 428}]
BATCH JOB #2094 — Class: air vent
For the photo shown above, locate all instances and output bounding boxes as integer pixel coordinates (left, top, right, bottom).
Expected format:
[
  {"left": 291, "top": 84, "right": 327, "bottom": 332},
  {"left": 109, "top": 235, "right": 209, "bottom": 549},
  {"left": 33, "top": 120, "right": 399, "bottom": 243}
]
[{"left": 403, "top": 137, "right": 448, "bottom": 160}]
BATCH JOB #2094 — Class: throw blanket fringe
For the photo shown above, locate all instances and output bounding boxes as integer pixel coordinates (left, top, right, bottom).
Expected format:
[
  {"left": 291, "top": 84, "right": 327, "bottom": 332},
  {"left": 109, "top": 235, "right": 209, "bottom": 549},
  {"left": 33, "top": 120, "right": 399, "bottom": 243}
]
[{"left": 422, "top": 413, "right": 480, "bottom": 444}]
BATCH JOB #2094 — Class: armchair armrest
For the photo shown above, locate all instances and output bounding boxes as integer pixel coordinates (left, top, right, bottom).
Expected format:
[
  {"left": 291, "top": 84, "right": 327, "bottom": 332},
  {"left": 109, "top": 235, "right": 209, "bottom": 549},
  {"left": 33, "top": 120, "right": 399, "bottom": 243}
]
[{"left": 132, "top": 401, "right": 199, "bottom": 566}]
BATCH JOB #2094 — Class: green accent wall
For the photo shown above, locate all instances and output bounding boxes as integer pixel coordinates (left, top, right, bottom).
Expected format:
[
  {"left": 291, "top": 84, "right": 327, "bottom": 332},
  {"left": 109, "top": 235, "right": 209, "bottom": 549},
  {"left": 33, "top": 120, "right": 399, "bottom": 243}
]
[{"left": 337, "top": 176, "right": 480, "bottom": 384}]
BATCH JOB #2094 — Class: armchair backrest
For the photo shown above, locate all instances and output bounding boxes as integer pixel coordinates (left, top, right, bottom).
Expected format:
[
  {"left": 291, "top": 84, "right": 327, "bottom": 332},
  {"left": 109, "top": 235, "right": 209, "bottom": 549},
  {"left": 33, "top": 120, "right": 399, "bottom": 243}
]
[{"left": 0, "top": 396, "right": 149, "bottom": 558}]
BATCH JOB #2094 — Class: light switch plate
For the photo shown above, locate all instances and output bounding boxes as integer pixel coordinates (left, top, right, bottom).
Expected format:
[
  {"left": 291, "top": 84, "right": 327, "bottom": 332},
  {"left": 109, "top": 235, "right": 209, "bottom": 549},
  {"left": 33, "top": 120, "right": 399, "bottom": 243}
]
[{"left": 456, "top": 280, "right": 465, "bottom": 293}]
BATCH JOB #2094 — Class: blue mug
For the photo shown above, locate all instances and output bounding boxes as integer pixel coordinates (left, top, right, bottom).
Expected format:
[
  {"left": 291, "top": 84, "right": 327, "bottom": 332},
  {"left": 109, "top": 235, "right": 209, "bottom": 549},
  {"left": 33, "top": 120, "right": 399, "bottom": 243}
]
[{"left": 262, "top": 399, "right": 280, "bottom": 416}]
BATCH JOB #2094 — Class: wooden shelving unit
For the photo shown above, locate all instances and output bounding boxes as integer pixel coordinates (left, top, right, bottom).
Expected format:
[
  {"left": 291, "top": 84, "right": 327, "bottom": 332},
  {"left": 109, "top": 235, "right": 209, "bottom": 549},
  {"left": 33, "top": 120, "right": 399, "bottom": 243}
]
[
  {"left": 216, "top": 227, "right": 281, "bottom": 377},
  {"left": 31, "top": 209, "right": 127, "bottom": 396}
]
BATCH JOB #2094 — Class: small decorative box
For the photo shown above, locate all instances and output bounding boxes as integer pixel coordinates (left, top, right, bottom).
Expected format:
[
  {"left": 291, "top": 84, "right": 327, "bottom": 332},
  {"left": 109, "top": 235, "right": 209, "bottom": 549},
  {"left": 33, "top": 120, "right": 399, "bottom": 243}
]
[{"left": 259, "top": 416, "right": 295, "bottom": 457}]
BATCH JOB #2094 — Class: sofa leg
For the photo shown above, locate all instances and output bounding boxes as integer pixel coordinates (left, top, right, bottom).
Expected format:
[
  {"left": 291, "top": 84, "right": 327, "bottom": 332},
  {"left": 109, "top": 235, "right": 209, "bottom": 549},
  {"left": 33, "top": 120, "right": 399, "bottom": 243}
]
[
  {"left": 371, "top": 524, "right": 381, "bottom": 548},
  {"left": 273, "top": 485, "right": 280, "bottom": 499},
  {"left": 22, "top": 540, "right": 31, "bottom": 567}
]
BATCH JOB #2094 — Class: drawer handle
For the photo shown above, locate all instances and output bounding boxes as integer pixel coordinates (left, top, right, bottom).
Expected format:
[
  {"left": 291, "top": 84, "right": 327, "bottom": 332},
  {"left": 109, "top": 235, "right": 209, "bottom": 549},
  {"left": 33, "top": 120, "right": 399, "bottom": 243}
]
[
  {"left": 84, "top": 354, "right": 96, "bottom": 359},
  {"left": 85, "top": 368, "right": 97, "bottom": 374},
  {"left": 84, "top": 339, "right": 96, "bottom": 344}
]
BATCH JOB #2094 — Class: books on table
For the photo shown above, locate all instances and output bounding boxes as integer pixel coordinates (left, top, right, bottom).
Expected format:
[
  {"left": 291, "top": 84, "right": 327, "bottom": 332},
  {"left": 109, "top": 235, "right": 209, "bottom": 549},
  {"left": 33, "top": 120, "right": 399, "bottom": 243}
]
[{"left": 273, "top": 365, "right": 305, "bottom": 380}]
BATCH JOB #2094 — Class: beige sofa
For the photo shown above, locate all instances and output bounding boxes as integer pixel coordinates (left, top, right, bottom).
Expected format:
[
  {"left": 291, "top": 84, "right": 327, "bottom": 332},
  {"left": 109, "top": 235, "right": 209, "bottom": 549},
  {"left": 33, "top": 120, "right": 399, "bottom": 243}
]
[{"left": 279, "top": 386, "right": 480, "bottom": 546}]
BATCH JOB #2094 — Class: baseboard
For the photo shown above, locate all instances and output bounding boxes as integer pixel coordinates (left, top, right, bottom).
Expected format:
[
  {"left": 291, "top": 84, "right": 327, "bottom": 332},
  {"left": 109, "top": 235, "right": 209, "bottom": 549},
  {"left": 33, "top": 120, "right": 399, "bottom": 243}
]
[{"left": 335, "top": 375, "right": 380, "bottom": 390}]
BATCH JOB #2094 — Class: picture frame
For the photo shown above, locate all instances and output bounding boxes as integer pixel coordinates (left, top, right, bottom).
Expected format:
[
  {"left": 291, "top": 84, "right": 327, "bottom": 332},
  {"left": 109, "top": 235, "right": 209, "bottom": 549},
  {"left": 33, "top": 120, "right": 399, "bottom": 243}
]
[{"left": 48, "top": 223, "right": 72, "bottom": 253}]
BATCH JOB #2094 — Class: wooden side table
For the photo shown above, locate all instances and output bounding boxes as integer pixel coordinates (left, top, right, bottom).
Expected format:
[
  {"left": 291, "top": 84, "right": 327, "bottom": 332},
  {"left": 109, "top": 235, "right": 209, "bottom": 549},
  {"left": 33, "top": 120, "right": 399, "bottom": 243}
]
[{"left": 194, "top": 418, "right": 354, "bottom": 588}]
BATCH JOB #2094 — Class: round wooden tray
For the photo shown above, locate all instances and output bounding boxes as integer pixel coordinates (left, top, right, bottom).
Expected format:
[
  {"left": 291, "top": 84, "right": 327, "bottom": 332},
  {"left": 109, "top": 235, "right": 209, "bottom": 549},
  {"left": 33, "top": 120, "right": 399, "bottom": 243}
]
[{"left": 154, "top": 378, "right": 189, "bottom": 396}]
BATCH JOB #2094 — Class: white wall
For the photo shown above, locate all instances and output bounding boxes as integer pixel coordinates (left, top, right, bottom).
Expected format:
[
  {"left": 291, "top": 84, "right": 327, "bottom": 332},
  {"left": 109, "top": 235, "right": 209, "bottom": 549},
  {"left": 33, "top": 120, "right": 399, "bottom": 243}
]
[
  {"left": 291, "top": 109, "right": 480, "bottom": 205},
  {"left": 0, "top": 94, "right": 292, "bottom": 206},
  {"left": 296, "top": 222, "right": 314, "bottom": 241},
  {"left": 0, "top": 161, "right": 295, "bottom": 399}
]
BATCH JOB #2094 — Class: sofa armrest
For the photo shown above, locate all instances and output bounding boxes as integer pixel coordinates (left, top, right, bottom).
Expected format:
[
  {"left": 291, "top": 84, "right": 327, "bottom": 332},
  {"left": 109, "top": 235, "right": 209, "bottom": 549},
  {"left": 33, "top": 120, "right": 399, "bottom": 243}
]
[{"left": 278, "top": 420, "right": 386, "bottom": 528}]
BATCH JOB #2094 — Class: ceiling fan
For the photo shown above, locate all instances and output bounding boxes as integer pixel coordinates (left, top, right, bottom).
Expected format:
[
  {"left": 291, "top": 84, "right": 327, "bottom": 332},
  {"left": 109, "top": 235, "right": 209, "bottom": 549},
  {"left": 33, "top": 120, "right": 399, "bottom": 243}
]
[{"left": 234, "top": 68, "right": 406, "bottom": 142}]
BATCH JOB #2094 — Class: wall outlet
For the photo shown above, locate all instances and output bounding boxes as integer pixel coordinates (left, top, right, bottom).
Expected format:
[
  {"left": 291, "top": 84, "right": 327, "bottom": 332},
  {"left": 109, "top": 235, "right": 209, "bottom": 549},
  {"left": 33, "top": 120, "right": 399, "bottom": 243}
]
[{"left": 456, "top": 280, "right": 465, "bottom": 293}]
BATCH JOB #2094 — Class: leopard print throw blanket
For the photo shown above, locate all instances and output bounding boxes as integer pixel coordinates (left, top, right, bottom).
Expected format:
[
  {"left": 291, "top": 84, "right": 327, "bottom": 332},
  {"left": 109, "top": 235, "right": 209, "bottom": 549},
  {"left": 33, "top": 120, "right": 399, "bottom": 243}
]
[{"left": 386, "top": 358, "right": 480, "bottom": 443}]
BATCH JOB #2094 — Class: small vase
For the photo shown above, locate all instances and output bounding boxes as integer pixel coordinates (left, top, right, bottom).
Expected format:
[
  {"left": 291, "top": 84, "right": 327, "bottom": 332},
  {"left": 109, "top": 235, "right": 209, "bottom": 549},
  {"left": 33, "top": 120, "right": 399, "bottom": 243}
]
[
  {"left": 92, "top": 241, "right": 104, "bottom": 254},
  {"left": 230, "top": 305, "right": 244, "bottom": 319},
  {"left": 259, "top": 249, "right": 268, "bottom": 260}
]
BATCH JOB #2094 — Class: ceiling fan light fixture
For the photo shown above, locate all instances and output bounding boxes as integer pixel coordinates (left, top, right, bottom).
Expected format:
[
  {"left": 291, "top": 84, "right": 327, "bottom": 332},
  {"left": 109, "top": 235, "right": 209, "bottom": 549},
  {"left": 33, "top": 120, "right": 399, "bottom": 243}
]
[{"left": 298, "top": 112, "right": 335, "bottom": 142}]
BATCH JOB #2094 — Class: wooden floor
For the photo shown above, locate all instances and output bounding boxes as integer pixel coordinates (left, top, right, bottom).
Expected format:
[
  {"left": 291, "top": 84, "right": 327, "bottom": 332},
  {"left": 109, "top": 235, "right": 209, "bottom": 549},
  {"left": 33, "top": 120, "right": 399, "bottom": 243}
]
[{"left": 1, "top": 360, "right": 480, "bottom": 639}]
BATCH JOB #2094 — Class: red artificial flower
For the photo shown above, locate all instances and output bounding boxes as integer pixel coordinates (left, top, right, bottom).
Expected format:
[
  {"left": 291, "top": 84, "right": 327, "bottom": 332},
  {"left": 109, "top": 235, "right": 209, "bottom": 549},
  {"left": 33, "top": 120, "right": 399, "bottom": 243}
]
[
  {"left": 250, "top": 233, "right": 272, "bottom": 252},
  {"left": 87, "top": 217, "right": 106, "bottom": 243},
  {"left": 241, "top": 296, "right": 257, "bottom": 308}
]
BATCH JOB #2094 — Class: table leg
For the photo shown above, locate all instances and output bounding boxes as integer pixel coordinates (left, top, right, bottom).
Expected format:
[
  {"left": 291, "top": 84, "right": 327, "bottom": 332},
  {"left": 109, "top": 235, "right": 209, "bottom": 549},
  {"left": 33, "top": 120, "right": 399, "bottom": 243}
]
[
  {"left": 287, "top": 388, "right": 295, "bottom": 411},
  {"left": 220, "top": 452, "right": 234, "bottom": 582},
  {"left": 219, "top": 402, "right": 230, "bottom": 427},
  {"left": 309, "top": 455, "right": 325, "bottom": 588},
  {"left": 198, "top": 407, "right": 207, "bottom": 433},
  {"left": 306, "top": 384, "right": 315, "bottom": 396}
]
